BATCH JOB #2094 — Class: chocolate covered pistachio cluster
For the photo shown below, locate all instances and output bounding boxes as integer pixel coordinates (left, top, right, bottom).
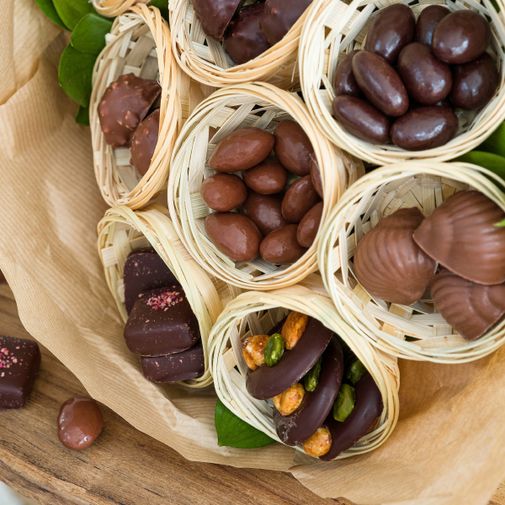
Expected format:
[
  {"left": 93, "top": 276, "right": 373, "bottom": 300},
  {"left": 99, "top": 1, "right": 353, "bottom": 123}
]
[{"left": 242, "top": 311, "right": 383, "bottom": 459}]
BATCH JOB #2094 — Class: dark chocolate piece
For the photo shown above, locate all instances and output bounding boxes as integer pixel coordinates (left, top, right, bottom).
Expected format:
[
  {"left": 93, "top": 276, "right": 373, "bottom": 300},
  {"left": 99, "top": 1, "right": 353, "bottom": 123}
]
[
  {"left": 124, "top": 250, "right": 177, "bottom": 314},
  {"left": 124, "top": 286, "right": 200, "bottom": 356},
  {"left": 320, "top": 373, "right": 383, "bottom": 461},
  {"left": 415, "top": 5, "right": 450, "bottom": 47},
  {"left": 333, "top": 50, "right": 361, "bottom": 97},
  {"left": 246, "top": 318, "right": 333, "bottom": 400},
  {"left": 275, "top": 339, "right": 344, "bottom": 445},
  {"left": 260, "top": 0, "right": 312, "bottom": 45},
  {"left": 0, "top": 336, "right": 40, "bottom": 409},
  {"left": 192, "top": 0, "right": 242, "bottom": 40},
  {"left": 98, "top": 74, "right": 161, "bottom": 148},
  {"left": 141, "top": 344, "right": 204, "bottom": 382},
  {"left": 57, "top": 397, "right": 104, "bottom": 450},
  {"left": 224, "top": 3, "right": 271, "bottom": 64},
  {"left": 130, "top": 109, "right": 160, "bottom": 176}
]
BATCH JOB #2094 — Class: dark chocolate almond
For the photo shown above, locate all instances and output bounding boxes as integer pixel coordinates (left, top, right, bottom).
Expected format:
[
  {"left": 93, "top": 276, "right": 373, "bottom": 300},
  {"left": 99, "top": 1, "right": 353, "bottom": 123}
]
[
  {"left": 354, "top": 208, "right": 436, "bottom": 305},
  {"left": 274, "top": 339, "right": 344, "bottom": 445},
  {"left": 192, "top": 0, "right": 242, "bottom": 40},
  {"left": 413, "top": 191, "right": 505, "bottom": 285},
  {"left": 246, "top": 318, "right": 333, "bottom": 400}
]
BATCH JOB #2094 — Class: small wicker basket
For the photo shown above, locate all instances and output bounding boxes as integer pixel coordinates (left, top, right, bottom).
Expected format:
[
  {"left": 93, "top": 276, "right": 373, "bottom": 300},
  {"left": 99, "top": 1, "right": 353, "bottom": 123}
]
[
  {"left": 92, "top": 0, "right": 149, "bottom": 17},
  {"left": 208, "top": 280, "right": 400, "bottom": 461},
  {"left": 169, "top": 0, "right": 313, "bottom": 89},
  {"left": 299, "top": 0, "right": 505, "bottom": 165},
  {"left": 319, "top": 161, "right": 505, "bottom": 363},
  {"left": 90, "top": 5, "right": 182, "bottom": 210},
  {"left": 167, "top": 82, "right": 363, "bottom": 291},
  {"left": 97, "top": 204, "right": 239, "bottom": 388}
]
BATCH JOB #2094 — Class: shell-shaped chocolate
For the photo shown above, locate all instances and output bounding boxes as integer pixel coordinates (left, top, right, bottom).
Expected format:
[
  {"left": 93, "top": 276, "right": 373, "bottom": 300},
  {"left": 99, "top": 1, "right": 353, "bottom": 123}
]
[
  {"left": 354, "top": 208, "right": 436, "bottom": 305},
  {"left": 413, "top": 191, "right": 505, "bottom": 285},
  {"left": 431, "top": 269, "right": 505, "bottom": 340}
]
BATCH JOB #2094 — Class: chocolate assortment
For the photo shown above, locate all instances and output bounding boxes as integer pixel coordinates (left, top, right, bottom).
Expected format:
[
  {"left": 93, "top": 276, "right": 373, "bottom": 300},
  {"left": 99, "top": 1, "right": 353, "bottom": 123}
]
[
  {"left": 332, "top": 5, "right": 499, "bottom": 150},
  {"left": 98, "top": 73, "right": 161, "bottom": 175},
  {"left": 243, "top": 312, "right": 383, "bottom": 459},
  {"left": 191, "top": 0, "right": 312, "bottom": 64},
  {"left": 354, "top": 190, "right": 505, "bottom": 340},
  {"left": 123, "top": 249, "right": 204, "bottom": 382},
  {"left": 203, "top": 122, "right": 323, "bottom": 266}
]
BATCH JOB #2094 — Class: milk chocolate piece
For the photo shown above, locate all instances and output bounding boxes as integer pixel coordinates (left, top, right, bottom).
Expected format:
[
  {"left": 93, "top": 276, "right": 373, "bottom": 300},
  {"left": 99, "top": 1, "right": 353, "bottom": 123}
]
[
  {"left": 354, "top": 208, "right": 436, "bottom": 305},
  {"left": 246, "top": 318, "right": 333, "bottom": 400},
  {"left": 141, "top": 344, "right": 204, "bottom": 382},
  {"left": 274, "top": 121, "right": 315, "bottom": 176},
  {"left": 124, "top": 250, "right": 177, "bottom": 314},
  {"left": 413, "top": 191, "right": 505, "bottom": 285},
  {"left": 0, "top": 336, "right": 40, "bottom": 409},
  {"left": 260, "top": 0, "right": 312, "bottom": 45},
  {"left": 192, "top": 0, "right": 242, "bottom": 40},
  {"left": 57, "top": 397, "right": 104, "bottom": 450},
  {"left": 124, "top": 286, "right": 200, "bottom": 356},
  {"left": 130, "top": 109, "right": 160, "bottom": 176},
  {"left": 260, "top": 225, "right": 307, "bottom": 265},
  {"left": 320, "top": 373, "right": 382, "bottom": 461},
  {"left": 98, "top": 74, "right": 161, "bottom": 148},
  {"left": 431, "top": 269, "right": 505, "bottom": 340},
  {"left": 275, "top": 339, "right": 344, "bottom": 445}
]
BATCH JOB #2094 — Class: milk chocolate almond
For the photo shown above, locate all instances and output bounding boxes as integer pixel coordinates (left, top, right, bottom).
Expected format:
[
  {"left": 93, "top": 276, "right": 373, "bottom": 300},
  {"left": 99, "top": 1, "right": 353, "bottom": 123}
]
[
  {"left": 260, "top": 225, "right": 306, "bottom": 265},
  {"left": 413, "top": 191, "right": 505, "bottom": 285},
  {"left": 431, "top": 269, "right": 505, "bottom": 340},
  {"left": 274, "top": 121, "right": 314, "bottom": 176},
  {"left": 354, "top": 208, "right": 436, "bottom": 305}
]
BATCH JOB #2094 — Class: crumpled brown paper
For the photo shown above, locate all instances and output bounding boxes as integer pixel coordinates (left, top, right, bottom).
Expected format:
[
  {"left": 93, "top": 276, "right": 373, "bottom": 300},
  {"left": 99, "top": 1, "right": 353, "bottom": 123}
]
[{"left": 1, "top": 2, "right": 505, "bottom": 503}]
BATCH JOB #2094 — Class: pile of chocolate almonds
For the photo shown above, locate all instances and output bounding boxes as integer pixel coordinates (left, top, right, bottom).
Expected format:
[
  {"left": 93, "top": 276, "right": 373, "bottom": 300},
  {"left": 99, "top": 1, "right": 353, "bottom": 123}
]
[
  {"left": 333, "top": 5, "right": 499, "bottom": 150},
  {"left": 354, "top": 190, "right": 505, "bottom": 340}
]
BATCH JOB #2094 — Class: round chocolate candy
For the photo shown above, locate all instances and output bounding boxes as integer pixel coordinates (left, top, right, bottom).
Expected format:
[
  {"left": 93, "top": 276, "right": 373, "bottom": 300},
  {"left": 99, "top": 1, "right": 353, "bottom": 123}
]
[
  {"left": 130, "top": 109, "right": 160, "bottom": 176},
  {"left": 209, "top": 127, "right": 275, "bottom": 172},
  {"left": 224, "top": 3, "right": 271, "bottom": 64},
  {"left": 260, "top": 0, "right": 312, "bottom": 46},
  {"left": 415, "top": 5, "right": 450, "bottom": 46},
  {"left": 274, "top": 121, "right": 314, "bottom": 176},
  {"left": 98, "top": 73, "right": 161, "bottom": 148},
  {"left": 450, "top": 53, "right": 499, "bottom": 110},
  {"left": 281, "top": 176, "right": 320, "bottom": 224},
  {"left": 246, "top": 318, "right": 333, "bottom": 400},
  {"left": 352, "top": 51, "right": 409, "bottom": 117},
  {"left": 432, "top": 10, "right": 490, "bottom": 64},
  {"left": 260, "top": 225, "right": 306, "bottom": 265},
  {"left": 397, "top": 43, "right": 452, "bottom": 105},
  {"left": 332, "top": 95, "right": 390, "bottom": 144},
  {"left": 274, "top": 339, "right": 344, "bottom": 446},
  {"left": 310, "top": 160, "right": 323, "bottom": 199},
  {"left": 391, "top": 106, "right": 458, "bottom": 151},
  {"left": 205, "top": 213, "right": 262, "bottom": 262},
  {"left": 297, "top": 202, "right": 323, "bottom": 248},
  {"left": 243, "top": 192, "right": 286, "bottom": 235},
  {"left": 191, "top": 0, "right": 242, "bottom": 40},
  {"left": 201, "top": 174, "right": 248, "bottom": 212},
  {"left": 364, "top": 4, "right": 415, "bottom": 63},
  {"left": 57, "top": 397, "right": 104, "bottom": 451},
  {"left": 243, "top": 158, "right": 287, "bottom": 195},
  {"left": 333, "top": 50, "right": 361, "bottom": 97}
]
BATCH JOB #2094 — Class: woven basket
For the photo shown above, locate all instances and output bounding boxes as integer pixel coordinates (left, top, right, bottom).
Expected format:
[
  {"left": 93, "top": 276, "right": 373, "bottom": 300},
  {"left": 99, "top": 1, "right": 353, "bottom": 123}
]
[
  {"left": 208, "top": 280, "right": 400, "bottom": 461},
  {"left": 319, "top": 161, "right": 505, "bottom": 363},
  {"left": 299, "top": 0, "right": 505, "bottom": 165},
  {"left": 167, "top": 82, "right": 363, "bottom": 291},
  {"left": 169, "top": 0, "right": 313, "bottom": 89},
  {"left": 90, "top": 5, "right": 182, "bottom": 210},
  {"left": 92, "top": 0, "right": 149, "bottom": 17},
  {"left": 97, "top": 205, "right": 239, "bottom": 388}
]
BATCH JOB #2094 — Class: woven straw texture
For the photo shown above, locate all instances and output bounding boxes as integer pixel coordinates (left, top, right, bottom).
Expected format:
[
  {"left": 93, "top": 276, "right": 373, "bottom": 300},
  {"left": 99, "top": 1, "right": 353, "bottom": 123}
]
[
  {"left": 97, "top": 204, "right": 239, "bottom": 388},
  {"left": 169, "top": 0, "right": 313, "bottom": 89},
  {"left": 168, "top": 82, "right": 363, "bottom": 291},
  {"left": 92, "top": 0, "right": 149, "bottom": 17},
  {"left": 299, "top": 0, "right": 505, "bottom": 165},
  {"left": 319, "top": 161, "right": 505, "bottom": 363},
  {"left": 90, "top": 5, "right": 181, "bottom": 209},
  {"left": 208, "top": 280, "right": 400, "bottom": 461}
]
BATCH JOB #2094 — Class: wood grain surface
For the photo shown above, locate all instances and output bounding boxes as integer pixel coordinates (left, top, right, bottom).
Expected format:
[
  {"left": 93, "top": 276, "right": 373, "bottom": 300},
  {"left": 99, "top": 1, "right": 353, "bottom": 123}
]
[{"left": 0, "top": 282, "right": 502, "bottom": 505}]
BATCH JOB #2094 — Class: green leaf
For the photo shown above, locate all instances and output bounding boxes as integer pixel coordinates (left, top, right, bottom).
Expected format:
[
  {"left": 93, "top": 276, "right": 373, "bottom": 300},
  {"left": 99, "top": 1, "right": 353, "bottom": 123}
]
[
  {"left": 71, "top": 13, "right": 112, "bottom": 54},
  {"left": 215, "top": 400, "right": 275, "bottom": 449},
  {"left": 480, "top": 122, "right": 505, "bottom": 158},
  {"left": 76, "top": 106, "right": 90, "bottom": 125},
  {"left": 497, "top": 220, "right": 505, "bottom": 227},
  {"left": 150, "top": 0, "right": 169, "bottom": 18},
  {"left": 457, "top": 151, "right": 505, "bottom": 180},
  {"left": 53, "top": 0, "right": 95, "bottom": 30},
  {"left": 58, "top": 45, "right": 95, "bottom": 107},
  {"left": 35, "top": 0, "right": 67, "bottom": 29}
]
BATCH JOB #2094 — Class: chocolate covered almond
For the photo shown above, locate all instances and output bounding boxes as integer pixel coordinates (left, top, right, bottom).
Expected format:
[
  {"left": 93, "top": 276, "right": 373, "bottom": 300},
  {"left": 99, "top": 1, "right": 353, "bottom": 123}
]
[
  {"left": 130, "top": 109, "right": 160, "bottom": 176},
  {"left": 354, "top": 208, "right": 436, "bottom": 305},
  {"left": 192, "top": 0, "right": 242, "bottom": 40},
  {"left": 413, "top": 191, "right": 505, "bottom": 285}
]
